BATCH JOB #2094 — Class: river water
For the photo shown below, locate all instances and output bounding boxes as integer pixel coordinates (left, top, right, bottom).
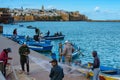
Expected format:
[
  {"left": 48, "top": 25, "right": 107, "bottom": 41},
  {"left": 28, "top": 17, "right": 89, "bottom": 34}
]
[{"left": 2, "top": 21, "right": 120, "bottom": 68}]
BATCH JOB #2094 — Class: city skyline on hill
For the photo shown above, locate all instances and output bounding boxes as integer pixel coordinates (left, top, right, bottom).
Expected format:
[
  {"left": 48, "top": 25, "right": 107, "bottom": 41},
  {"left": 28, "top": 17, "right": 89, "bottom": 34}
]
[{"left": 0, "top": 0, "right": 120, "bottom": 20}]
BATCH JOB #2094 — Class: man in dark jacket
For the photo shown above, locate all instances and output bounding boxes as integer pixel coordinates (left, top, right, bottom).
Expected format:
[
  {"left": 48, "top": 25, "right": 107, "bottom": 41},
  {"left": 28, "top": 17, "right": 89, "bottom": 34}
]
[
  {"left": 19, "top": 43, "right": 30, "bottom": 75},
  {"left": 49, "top": 59, "right": 64, "bottom": 80},
  {"left": 89, "top": 51, "right": 100, "bottom": 80}
]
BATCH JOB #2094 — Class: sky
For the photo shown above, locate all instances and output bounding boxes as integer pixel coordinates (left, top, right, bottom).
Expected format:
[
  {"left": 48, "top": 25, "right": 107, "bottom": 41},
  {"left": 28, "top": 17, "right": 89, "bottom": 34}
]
[{"left": 0, "top": 0, "right": 120, "bottom": 20}]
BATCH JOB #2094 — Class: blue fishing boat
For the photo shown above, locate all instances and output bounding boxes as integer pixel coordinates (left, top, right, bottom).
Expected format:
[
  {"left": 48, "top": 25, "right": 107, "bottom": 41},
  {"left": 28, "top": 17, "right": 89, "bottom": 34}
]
[
  {"left": 2, "top": 34, "right": 25, "bottom": 39},
  {"left": 43, "top": 35, "right": 65, "bottom": 40},
  {"left": 26, "top": 25, "right": 36, "bottom": 29},
  {"left": 2, "top": 34, "right": 25, "bottom": 42},
  {"left": 18, "top": 38, "right": 51, "bottom": 45},
  {"left": 89, "top": 66, "right": 120, "bottom": 80},
  {"left": 28, "top": 44, "right": 53, "bottom": 52},
  {"left": 2, "top": 34, "right": 52, "bottom": 51},
  {"left": 81, "top": 64, "right": 120, "bottom": 80},
  {"left": 18, "top": 38, "right": 52, "bottom": 52},
  {"left": 72, "top": 51, "right": 80, "bottom": 59},
  {"left": 72, "top": 43, "right": 84, "bottom": 59},
  {"left": 100, "top": 66, "right": 120, "bottom": 78},
  {"left": 2, "top": 34, "right": 51, "bottom": 44}
]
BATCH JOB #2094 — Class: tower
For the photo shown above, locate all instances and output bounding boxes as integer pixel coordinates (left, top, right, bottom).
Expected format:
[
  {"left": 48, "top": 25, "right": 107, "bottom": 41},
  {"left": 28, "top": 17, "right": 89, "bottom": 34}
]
[{"left": 41, "top": 5, "right": 44, "bottom": 11}]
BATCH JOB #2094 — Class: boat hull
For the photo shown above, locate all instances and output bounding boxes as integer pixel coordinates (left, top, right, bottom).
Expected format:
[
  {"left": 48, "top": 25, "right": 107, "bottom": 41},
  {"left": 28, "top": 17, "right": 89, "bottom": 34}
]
[
  {"left": 43, "top": 35, "right": 65, "bottom": 40},
  {"left": 28, "top": 45, "right": 53, "bottom": 52},
  {"left": 85, "top": 65, "right": 120, "bottom": 80}
]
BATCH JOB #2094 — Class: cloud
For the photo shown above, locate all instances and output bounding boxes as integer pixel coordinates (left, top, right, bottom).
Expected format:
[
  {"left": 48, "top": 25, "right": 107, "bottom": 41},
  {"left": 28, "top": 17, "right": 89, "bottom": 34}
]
[
  {"left": 80, "top": 6, "right": 120, "bottom": 20},
  {"left": 94, "top": 6, "right": 100, "bottom": 12},
  {"left": 47, "top": 5, "right": 56, "bottom": 9},
  {"left": 81, "top": 8, "right": 120, "bottom": 20}
]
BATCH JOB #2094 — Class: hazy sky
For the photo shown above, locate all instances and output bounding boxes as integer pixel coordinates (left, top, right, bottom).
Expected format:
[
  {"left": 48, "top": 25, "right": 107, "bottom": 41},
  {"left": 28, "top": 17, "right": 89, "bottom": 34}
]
[{"left": 0, "top": 0, "right": 120, "bottom": 20}]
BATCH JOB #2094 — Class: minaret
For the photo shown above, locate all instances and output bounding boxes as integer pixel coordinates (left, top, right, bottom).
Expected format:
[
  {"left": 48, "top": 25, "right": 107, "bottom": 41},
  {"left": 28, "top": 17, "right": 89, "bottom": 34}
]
[
  {"left": 42, "top": 5, "right": 44, "bottom": 11},
  {"left": 21, "top": 6, "right": 23, "bottom": 10}
]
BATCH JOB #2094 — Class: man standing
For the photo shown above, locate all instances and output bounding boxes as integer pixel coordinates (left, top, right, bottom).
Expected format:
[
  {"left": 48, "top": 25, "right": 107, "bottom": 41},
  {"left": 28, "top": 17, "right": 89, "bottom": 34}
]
[
  {"left": 13, "top": 28, "right": 17, "bottom": 36},
  {"left": 13, "top": 28, "right": 17, "bottom": 39},
  {"left": 49, "top": 59, "right": 64, "bottom": 80},
  {"left": 19, "top": 43, "right": 30, "bottom": 75},
  {"left": 0, "top": 48, "right": 12, "bottom": 77},
  {"left": 62, "top": 40, "right": 74, "bottom": 66},
  {"left": 89, "top": 51, "right": 100, "bottom": 80},
  {"left": 46, "top": 30, "right": 50, "bottom": 36},
  {"left": 35, "top": 28, "right": 40, "bottom": 36},
  {"left": 58, "top": 42, "right": 64, "bottom": 63}
]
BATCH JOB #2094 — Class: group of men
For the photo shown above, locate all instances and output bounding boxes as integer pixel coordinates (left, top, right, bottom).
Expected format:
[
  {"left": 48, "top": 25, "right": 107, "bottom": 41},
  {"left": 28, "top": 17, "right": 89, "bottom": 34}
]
[
  {"left": 57, "top": 40, "right": 100, "bottom": 80},
  {"left": 49, "top": 40, "right": 75, "bottom": 80},
  {"left": 0, "top": 39, "right": 100, "bottom": 80},
  {"left": 59, "top": 40, "right": 75, "bottom": 66},
  {"left": 0, "top": 43, "right": 30, "bottom": 78}
]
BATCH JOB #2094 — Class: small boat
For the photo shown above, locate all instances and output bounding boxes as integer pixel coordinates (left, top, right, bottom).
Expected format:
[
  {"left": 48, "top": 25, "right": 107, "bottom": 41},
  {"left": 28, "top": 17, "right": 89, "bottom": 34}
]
[
  {"left": 18, "top": 38, "right": 51, "bottom": 45},
  {"left": 43, "top": 35, "right": 65, "bottom": 40},
  {"left": 2, "top": 34, "right": 51, "bottom": 45},
  {"left": 26, "top": 41, "right": 51, "bottom": 46},
  {"left": 17, "top": 38, "right": 53, "bottom": 52},
  {"left": 81, "top": 64, "right": 120, "bottom": 80},
  {"left": 27, "top": 25, "right": 36, "bottom": 29},
  {"left": 99, "top": 72, "right": 120, "bottom": 80},
  {"left": 2, "top": 34, "right": 25, "bottom": 40},
  {"left": 72, "top": 50, "right": 81, "bottom": 59},
  {"left": 72, "top": 43, "right": 83, "bottom": 59},
  {"left": 100, "top": 66, "right": 120, "bottom": 80},
  {"left": 19, "top": 24, "right": 24, "bottom": 27},
  {"left": 28, "top": 45, "right": 53, "bottom": 52}
]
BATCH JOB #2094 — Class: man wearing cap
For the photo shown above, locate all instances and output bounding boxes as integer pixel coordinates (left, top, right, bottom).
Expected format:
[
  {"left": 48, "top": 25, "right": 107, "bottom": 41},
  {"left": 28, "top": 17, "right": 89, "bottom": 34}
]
[
  {"left": 49, "top": 59, "right": 64, "bottom": 80},
  {"left": 0, "top": 48, "right": 12, "bottom": 77},
  {"left": 19, "top": 43, "right": 30, "bottom": 75},
  {"left": 62, "top": 40, "right": 74, "bottom": 66}
]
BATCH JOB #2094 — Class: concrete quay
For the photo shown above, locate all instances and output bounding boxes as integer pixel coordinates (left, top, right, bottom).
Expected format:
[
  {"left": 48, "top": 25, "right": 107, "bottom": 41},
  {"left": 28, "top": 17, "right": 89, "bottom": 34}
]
[{"left": 0, "top": 35, "right": 89, "bottom": 80}]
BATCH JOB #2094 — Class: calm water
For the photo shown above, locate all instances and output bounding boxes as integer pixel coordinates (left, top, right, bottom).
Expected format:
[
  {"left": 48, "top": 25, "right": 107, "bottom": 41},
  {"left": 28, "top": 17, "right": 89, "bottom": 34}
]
[{"left": 2, "top": 21, "right": 120, "bottom": 68}]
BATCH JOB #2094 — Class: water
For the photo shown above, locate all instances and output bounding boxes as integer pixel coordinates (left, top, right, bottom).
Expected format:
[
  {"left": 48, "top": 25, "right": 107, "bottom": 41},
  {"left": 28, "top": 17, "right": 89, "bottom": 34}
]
[{"left": 2, "top": 21, "right": 120, "bottom": 68}]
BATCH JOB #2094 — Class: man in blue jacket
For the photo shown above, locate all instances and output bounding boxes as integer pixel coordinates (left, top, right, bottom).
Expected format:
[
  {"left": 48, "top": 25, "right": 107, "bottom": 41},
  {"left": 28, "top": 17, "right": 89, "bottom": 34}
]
[{"left": 49, "top": 59, "right": 64, "bottom": 80}]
